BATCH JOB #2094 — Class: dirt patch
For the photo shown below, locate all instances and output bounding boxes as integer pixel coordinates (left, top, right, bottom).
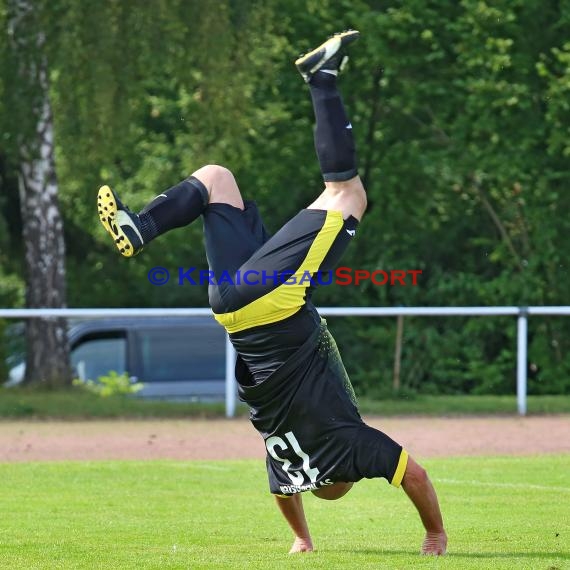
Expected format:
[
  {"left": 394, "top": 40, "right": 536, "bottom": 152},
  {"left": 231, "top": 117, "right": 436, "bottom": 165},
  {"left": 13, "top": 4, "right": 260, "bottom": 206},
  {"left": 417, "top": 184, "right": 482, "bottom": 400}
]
[{"left": 0, "top": 415, "right": 568, "bottom": 462}]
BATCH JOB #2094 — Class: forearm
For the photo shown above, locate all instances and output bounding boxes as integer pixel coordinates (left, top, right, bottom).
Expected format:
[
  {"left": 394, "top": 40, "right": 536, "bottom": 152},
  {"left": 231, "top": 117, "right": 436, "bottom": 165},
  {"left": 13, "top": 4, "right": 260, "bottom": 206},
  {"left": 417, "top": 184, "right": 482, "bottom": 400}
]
[
  {"left": 274, "top": 494, "right": 313, "bottom": 552},
  {"left": 402, "top": 460, "right": 444, "bottom": 533},
  {"left": 402, "top": 455, "right": 447, "bottom": 555}
]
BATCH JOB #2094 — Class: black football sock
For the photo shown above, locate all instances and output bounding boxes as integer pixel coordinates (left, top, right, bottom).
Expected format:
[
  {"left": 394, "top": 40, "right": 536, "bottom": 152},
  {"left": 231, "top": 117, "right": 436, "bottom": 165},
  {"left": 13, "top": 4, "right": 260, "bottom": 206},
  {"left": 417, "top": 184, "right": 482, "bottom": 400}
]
[
  {"left": 308, "top": 71, "right": 358, "bottom": 182},
  {"left": 137, "top": 176, "right": 209, "bottom": 243}
]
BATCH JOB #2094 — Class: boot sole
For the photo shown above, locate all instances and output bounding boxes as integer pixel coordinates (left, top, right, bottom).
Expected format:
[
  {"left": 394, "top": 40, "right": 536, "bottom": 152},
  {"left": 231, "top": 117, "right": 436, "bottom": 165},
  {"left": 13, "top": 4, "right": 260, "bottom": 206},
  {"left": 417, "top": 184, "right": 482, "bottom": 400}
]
[
  {"left": 295, "top": 30, "right": 360, "bottom": 76},
  {"left": 97, "top": 185, "right": 137, "bottom": 258}
]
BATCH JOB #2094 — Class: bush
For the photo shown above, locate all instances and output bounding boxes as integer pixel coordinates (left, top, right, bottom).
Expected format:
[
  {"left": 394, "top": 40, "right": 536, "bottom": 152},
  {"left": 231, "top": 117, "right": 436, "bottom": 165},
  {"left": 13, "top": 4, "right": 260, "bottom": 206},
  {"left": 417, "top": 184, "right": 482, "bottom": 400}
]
[{"left": 73, "top": 371, "right": 143, "bottom": 398}]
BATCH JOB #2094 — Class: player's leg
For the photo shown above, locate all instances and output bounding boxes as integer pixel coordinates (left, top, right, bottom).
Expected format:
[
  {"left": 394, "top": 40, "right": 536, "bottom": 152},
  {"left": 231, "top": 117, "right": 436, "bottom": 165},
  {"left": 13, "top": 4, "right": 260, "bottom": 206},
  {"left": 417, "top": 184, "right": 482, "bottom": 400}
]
[
  {"left": 191, "top": 164, "right": 244, "bottom": 208},
  {"left": 219, "top": 28, "right": 371, "bottom": 321},
  {"left": 97, "top": 164, "right": 243, "bottom": 257},
  {"left": 295, "top": 31, "right": 367, "bottom": 221},
  {"left": 402, "top": 456, "right": 447, "bottom": 555},
  {"left": 311, "top": 481, "right": 353, "bottom": 500}
]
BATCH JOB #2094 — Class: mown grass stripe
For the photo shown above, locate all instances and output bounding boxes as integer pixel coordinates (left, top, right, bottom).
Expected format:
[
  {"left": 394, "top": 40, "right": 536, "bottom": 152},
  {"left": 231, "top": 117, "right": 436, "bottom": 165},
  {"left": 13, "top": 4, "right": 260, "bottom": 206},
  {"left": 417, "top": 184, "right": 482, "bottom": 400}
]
[{"left": 434, "top": 477, "right": 570, "bottom": 493}]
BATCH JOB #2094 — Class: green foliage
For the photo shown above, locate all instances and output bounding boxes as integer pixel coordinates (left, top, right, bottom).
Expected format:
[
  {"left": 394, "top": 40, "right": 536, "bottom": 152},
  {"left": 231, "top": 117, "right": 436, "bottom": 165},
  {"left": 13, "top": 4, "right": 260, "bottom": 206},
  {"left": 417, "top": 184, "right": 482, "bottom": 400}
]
[
  {"left": 0, "top": 267, "right": 23, "bottom": 308},
  {"left": 0, "top": 245, "right": 24, "bottom": 382},
  {"left": 1, "top": 0, "right": 569, "bottom": 395},
  {"left": 73, "top": 371, "right": 143, "bottom": 398}
]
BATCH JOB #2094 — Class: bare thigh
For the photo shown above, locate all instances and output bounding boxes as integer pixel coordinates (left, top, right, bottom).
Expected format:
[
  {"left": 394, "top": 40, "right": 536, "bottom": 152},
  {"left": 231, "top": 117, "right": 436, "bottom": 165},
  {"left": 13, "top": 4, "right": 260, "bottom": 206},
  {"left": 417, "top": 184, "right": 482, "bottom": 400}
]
[
  {"left": 308, "top": 175, "right": 367, "bottom": 221},
  {"left": 311, "top": 481, "right": 353, "bottom": 500}
]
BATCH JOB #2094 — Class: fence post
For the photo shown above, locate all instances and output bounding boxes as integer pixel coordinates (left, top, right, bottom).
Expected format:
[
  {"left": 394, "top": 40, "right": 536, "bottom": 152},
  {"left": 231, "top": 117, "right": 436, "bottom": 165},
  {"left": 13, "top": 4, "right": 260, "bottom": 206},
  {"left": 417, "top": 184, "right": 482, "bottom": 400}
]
[
  {"left": 225, "top": 334, "right": 237, "bottom": 418},
  {"left": 392, "top": 314, "right": 404, "bottom": 392},
  {"left": 516, "top": 309, "right": 528, "bottom": 416}
]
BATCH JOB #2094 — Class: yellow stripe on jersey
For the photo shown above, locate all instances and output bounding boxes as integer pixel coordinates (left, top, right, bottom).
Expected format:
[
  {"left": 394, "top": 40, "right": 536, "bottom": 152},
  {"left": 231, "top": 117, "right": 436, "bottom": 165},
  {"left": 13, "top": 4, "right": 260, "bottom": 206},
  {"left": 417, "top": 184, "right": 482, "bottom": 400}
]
[
  {"left": 391, "top": 449, "right": 409, "bottom": 488},
  {"left": 214, "top": 210, "right": 344, "bottom": 333}
]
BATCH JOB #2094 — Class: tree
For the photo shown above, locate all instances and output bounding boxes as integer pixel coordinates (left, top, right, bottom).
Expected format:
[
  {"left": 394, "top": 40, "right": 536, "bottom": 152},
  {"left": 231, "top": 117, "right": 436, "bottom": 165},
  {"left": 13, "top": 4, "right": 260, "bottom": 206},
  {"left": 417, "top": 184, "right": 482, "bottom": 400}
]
[
  {"left": 0, "top": 0, "right": 567, "bottom": 395},
  {"left": 4, "top": 0, "right": 70, "bottom": 386}
]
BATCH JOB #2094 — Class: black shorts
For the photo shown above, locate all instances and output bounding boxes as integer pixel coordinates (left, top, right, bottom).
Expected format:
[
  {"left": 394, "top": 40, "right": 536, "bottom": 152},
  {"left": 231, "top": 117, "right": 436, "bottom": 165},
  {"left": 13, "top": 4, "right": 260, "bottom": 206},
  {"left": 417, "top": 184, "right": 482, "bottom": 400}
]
[
  {"left": 239, "top": 321, "right": 408, "bottom": 496},
  {"left": 203, "top": 201, "right": 358, "bottom": 332}
]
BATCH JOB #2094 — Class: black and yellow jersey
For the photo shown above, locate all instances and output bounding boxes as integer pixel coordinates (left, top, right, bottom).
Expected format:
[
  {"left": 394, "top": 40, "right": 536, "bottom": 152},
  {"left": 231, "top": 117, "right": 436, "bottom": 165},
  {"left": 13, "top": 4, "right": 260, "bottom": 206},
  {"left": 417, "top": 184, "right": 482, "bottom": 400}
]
[{"left": 202, "top": 201, "right": 407, "bottom": 495}]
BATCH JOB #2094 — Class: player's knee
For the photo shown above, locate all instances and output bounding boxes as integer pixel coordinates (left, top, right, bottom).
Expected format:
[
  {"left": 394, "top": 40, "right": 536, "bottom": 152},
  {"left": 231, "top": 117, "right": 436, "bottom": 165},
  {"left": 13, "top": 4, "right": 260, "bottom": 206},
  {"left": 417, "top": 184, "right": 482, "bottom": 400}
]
[
  {"left": 311, "top": 481, "right": 353, "bottom": 500},
  {"left": 210, "top": 164, "right": 235, "bottom": 183},
  {"left": 193, "top": 164, "right": 243, "bottom": 208},
  {"left": 194, "top": 164, "right": 234, "bottom": 188}
]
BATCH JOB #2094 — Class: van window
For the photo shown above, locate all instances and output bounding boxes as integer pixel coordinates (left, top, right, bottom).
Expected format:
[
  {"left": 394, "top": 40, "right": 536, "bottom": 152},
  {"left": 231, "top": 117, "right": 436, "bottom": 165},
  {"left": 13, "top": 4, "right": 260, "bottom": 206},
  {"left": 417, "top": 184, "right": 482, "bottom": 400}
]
[
  {"left": 137, "top": 327, "right": 224, "bottom": 382},
  {"left": 71, "top": 337, "right": 127, "bottom": 380}
]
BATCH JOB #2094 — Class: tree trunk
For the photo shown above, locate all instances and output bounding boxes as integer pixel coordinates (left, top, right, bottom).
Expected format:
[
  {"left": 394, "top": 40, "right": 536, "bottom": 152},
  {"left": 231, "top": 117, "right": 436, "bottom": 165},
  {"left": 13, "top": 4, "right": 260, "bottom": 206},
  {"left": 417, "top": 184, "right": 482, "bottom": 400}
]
[
  {"left": 10, "top": 0, "right": 71, "bottom": 387},
  {"left": 19, "top": 95, "right": 70, "bottom": 387}
]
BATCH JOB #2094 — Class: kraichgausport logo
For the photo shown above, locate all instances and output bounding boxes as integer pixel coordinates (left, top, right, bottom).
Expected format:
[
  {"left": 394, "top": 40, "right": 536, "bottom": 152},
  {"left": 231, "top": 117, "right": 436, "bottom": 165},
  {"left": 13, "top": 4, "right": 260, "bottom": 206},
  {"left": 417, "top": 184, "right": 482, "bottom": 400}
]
[{"left": 147, "top": 267, "right": 422, "bottom": 287}]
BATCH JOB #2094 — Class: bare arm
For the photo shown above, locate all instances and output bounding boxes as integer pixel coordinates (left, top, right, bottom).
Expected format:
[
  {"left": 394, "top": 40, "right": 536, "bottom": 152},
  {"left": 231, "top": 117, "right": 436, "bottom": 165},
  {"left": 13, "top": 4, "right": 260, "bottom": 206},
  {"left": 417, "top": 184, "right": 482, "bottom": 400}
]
[
  {"left": 274, "top": 494, "right": 314, "bottom": 553},
  {"left": 402, "top": 455, "right": 447, "bottom": 555}
]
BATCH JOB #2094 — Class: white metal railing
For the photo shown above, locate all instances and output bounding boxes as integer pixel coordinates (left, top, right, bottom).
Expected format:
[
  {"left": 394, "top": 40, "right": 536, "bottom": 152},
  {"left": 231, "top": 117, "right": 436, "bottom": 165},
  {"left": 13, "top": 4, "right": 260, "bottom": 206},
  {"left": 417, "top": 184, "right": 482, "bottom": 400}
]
[{"left": 1, "top": 306, "right": 569, "bottom": 417}]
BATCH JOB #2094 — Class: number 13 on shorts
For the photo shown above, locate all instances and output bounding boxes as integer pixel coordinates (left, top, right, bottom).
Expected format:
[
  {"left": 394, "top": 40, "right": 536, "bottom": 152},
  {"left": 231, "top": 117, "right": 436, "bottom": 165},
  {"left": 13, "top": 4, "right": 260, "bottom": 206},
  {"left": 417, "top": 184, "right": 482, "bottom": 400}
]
[{"left": 266, "top": 431, "right": 320, "bottom": 486}]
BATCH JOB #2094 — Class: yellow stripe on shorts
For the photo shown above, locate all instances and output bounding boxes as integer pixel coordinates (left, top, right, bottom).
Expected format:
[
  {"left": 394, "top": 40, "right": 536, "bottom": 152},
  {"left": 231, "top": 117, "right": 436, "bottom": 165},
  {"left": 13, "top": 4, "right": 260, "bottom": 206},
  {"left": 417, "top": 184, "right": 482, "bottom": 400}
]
[
  {"left": 391, "top": 449, "right": 409, "bottom": 488},
  {"left": 214, "top": 210, "right": 344, "bottom": 333}
]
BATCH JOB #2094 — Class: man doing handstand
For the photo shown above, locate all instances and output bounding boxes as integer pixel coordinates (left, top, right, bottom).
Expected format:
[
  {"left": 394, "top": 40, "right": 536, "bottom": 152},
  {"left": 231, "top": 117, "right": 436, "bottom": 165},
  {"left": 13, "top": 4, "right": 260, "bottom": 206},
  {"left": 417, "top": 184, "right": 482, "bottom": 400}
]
[{"left": 97, "top": 30, "right": 447, "bottom": 555}]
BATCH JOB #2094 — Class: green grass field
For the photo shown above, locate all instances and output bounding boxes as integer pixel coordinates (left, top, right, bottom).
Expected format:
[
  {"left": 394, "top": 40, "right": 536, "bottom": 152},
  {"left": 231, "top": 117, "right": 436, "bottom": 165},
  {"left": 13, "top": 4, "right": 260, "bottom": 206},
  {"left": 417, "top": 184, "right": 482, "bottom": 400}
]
[{"left": 0, "top": 455, "right": 568, "bottom": 569}]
